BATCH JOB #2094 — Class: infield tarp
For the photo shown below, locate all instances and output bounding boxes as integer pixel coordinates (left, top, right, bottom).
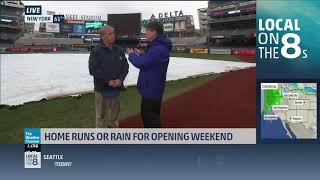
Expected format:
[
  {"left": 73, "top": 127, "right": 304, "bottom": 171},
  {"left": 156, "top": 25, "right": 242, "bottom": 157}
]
[{"left": 1, "top": 54, "right": 255, "bottom": 105}]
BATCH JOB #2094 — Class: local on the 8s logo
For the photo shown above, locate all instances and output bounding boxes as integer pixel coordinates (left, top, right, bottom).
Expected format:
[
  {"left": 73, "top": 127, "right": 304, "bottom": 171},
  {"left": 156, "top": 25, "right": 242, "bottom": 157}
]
[
  {"left": 258, "top": 19, "right": 308, "bottom": 60},
  {"left": 24, "top": 151, "right": 41, "bottom": 168}
]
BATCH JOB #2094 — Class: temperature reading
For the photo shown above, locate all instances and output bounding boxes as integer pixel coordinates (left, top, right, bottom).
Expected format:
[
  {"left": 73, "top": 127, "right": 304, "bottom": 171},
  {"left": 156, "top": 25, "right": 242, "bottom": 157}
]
[{"left": 53, "top": 15, "right": 64, "bottom": 23}]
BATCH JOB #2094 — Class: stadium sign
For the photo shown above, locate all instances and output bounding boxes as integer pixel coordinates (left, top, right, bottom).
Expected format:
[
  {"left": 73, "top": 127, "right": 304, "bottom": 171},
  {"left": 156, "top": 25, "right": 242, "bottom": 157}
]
[
  {"left": 158, "top": 10, "right": 184, "bottom": 18},
  {"left": 174, "top": 21, "right": 186, "bottom": 32},
  {"left": 176, "top": 48, "right": 186, "bottom": 53},
  {"left": 159, "top": 17, "right": 176, "bottom": 24},
  {"left": 60, "top": 24, "right": 72, "bottom": 33},
  {"left": 73, "top": 25, "right": 86, "bottom": 34},
  {"left": 46, "top": 23, "right": 60, "bottom": 33},
  {"left": 141, "top": 27, "right": 146, "bottom": 33},
  {"left": 163, "top": 23, "right": 174, "bottom": 32},
  {"left": 212, "top": 35, "right": 224, "bottom": 39},
  {"left": 150, "top": 14, "right": 156, "bottom": 19},
  {"left": 1, "top": 18, "right": 13, "bottom": 23},
  {"left": 175, "top": 16, "right": 187, "bottom": 21},
  {"left": 65, "top": 20, "right": 85, "bottom": 24},
  {"left": 85, "top": 21, "right": 107, "bottom": 34},
  {"left": 228, "top": 10, "right": 241, "bottom": 15},
  {"left": 47, "top": 11, "right": 55, "bottom": 15},
  {"left": 143, "top": 16, "right": 187, "bottom": 25},
  {"left": 64, "top": 14, "right": 102, "bottom": 21},
  {"left": 190, "top": 48, "right": 209, "bottom": 54}
]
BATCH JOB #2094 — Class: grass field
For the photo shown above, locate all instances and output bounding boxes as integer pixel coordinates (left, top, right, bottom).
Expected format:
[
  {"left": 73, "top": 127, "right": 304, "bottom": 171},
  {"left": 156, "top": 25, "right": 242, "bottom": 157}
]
[
  {"left": 0, "top": 74, "right": 219, "bottom": 144},
  {"left": 0, "top": 53, "right": 244, "bottom": 144}
]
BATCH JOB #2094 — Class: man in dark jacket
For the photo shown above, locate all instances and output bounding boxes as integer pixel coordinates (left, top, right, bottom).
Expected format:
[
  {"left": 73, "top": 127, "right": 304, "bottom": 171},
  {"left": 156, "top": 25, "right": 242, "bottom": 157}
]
[
  {"left": 127, "top": 22, "right": 172, "bottom": 128},
  {"left": 89, "top": 26, "right": 129, "bottom": 128}
]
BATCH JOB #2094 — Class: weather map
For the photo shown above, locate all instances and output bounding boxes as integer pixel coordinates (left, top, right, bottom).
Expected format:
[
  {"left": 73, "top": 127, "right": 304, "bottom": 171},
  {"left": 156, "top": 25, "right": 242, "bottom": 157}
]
[{"left": 261, "top": 83, "right": 317, "bottom": 139}]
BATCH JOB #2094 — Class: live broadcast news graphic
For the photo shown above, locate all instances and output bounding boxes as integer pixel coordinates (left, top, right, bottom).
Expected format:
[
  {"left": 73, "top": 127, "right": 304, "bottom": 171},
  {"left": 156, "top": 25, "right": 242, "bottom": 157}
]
[
  {"left": 256, "top": 1, "right": 320, "bottom": 79},
  {"left": 24, "top": 5, "right": 64, "bottom": 23},
  {"left": 2, "top": 1, "right": 254, "bottom": 146},
  {"left": 257, "top": 19, "right": 307, "bottom": 60},
  {"left": 257, "top": 0, "right": 319, "bottom": 142},
  {"left": 260, "top": 83, "right": 317, "bottom": 140},
  {"left": 25, "top": 128, "right": 256, "bottom": 144},
  {"left": 0, "top": 1, "right": 320, "bottom": 178},
  {"left": 1, "top": 0, "right": 319, "bottom": 146}
]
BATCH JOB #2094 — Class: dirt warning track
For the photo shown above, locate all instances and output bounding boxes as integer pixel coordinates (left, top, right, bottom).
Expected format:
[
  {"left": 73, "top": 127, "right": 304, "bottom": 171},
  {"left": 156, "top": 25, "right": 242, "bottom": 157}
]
[{"left": 120, "top": 67, "right": 256, "bottom": 128}]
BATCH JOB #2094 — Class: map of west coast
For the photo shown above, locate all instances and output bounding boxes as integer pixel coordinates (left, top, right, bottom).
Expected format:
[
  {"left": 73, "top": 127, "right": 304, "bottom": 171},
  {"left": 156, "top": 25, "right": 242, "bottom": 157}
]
[{"left": 261, "top": 83, "right": 317, "bottom": 139}]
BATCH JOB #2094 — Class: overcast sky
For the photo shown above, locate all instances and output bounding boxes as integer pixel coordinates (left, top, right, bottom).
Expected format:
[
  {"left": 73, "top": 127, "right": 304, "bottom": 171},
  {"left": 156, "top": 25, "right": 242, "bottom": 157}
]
[{"left": 22, "top": 1, "right": 208, "bottom": 29}]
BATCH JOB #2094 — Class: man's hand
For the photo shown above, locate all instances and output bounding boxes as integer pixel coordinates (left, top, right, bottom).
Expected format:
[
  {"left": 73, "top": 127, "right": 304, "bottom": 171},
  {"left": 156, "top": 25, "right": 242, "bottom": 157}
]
[
  {"left": 108, "top": 80, "right": 115, "bottom": 87},
  {"left": 126, "top": 48, "right": 134, "bottom": 54},
  {"left": 114, "top": 79, "right": 122, "bottom": 87},
  {"left": 108, "top": 79, "right": 122, "bottom": 88},
  {"left": 134, "top": 48, "right": 144, "bottom": 55}
]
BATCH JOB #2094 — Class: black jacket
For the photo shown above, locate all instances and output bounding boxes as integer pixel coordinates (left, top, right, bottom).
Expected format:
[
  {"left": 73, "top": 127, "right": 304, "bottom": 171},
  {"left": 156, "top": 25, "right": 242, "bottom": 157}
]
[{"left": 88, "top": 43, "right": 129, "bottom": 92}]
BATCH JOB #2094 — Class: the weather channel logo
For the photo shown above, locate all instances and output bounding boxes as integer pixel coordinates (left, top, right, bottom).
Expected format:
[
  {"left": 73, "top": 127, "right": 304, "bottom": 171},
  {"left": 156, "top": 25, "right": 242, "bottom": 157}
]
[
  {"left": 24, "top": 5, "right": 53, "bottom": 23},
  {"left": 257, "top": 19, "right": 308, "bottom": 60},
  {"left": 24, "top": 128, "right": 41, "bottom": 144}
]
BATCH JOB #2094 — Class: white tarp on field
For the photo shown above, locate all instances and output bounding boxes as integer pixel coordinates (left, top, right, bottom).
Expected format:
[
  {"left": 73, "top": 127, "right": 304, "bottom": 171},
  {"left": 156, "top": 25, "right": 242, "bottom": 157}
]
[{"left": 0, "top": 54, "right": 255, "bottom": 106}]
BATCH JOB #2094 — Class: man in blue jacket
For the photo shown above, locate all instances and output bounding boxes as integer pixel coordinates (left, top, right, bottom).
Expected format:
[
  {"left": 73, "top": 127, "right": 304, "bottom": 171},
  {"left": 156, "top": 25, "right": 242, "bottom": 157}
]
[
  {"left": 89, "top": 26, "right": 129, "bottom": 128},
  {"left": 127, "top": 22, "right": 172, "bottom": 128}
]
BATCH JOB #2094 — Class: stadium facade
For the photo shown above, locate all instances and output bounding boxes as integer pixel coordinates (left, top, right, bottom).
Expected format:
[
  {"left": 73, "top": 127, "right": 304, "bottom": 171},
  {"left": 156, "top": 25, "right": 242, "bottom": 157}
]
[
  {"left": 0, "top": 0, "right": 24, "bottom": 43},
  {"left": 35, "top": 13, "right": 196, "bottom": 39},
  {"left": 142, "top": 15, "right": 195, "bottom": 38},
  {"left": 207, "top": 0, "right": 256, "bottom": 47},
  {"left": 37, "top": 11, "right": 107, "bottom": 40},
  {"left": 0, "top": 3, "right": 200, "bottom": 52},
  {"left": 20, "top": 10, "right": 196, "bottom": 45},
  {"left": 197, "top": 8, "right": 208, "bottom": 36},
  {"left": 32, "top": 10, "right": 195, "bottom": 40}
]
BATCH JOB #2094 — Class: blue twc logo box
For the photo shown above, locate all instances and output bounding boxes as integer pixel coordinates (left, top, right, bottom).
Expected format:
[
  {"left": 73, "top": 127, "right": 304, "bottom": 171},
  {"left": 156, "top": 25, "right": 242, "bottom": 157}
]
[
  {"left": 25, "top": 6, "right": 42, "bottom": 15},
  {"left": 24, "top": 128, "right": 41, "bottom": 144}
]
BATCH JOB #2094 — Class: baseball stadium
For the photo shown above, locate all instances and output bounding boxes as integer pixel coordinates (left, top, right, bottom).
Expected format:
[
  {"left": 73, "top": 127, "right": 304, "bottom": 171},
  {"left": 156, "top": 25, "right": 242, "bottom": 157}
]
[{"left": 0, "top": 0, "right": 256, "bottom": 143}]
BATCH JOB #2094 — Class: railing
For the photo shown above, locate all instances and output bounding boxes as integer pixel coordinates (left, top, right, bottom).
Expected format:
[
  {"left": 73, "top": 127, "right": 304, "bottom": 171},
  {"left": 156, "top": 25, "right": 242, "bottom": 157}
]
[
  {"left": 208, "top": 1, "right": 256, "bottom": 13},
  {"left": 208, "top": 14, "right": 256, "bottom": 24},
  {"left": 1, "top": 1, "right": 24, "bottom": 8}
]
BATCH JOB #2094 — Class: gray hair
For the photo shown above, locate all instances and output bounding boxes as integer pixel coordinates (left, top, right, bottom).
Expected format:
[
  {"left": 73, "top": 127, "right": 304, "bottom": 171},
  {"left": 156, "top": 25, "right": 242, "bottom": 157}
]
[{"left": 99, "top": 26, "right": 114, "bottom": 36}]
